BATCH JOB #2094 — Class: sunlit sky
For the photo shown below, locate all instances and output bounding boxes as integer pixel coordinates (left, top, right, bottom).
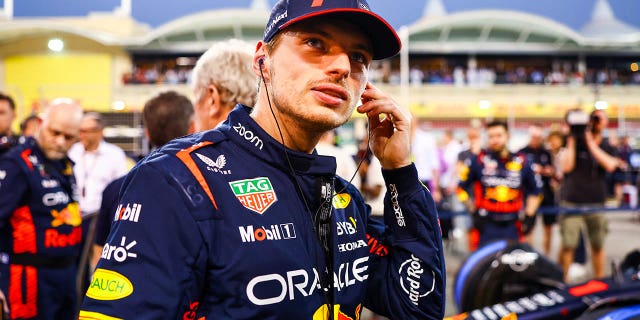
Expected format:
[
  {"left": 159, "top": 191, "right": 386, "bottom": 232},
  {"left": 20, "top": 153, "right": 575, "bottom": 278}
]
[{"left": 11, "top": 0, "right": 640, "bottom": 32}]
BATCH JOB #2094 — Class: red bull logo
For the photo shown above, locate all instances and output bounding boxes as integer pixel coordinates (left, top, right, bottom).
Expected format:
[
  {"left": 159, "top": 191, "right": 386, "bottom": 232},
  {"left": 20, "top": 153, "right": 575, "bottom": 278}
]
[
  {"left": 50, "top": 202, "right": 81, "bottom": 227},
  {"left": 45, "top": 227, "right": 82, "bottom": 248},
  {"left": 486, "top": 186, "right": 520, "bottom": 202},
  {"left": 312, "top": 304, "right": 357, "bottom": 320}
]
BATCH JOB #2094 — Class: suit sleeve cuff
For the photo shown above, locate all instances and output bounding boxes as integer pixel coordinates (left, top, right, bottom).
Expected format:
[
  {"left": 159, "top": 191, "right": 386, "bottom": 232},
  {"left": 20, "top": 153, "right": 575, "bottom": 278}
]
[{"left": 381, "top": 163, "right": 423, "bottom": 195}]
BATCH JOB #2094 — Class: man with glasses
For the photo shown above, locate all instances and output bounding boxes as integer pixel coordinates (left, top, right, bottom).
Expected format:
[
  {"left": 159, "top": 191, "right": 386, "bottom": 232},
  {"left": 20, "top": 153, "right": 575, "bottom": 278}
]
[{"left": 0, "top": 100, "right": 84, "bottom": 319}]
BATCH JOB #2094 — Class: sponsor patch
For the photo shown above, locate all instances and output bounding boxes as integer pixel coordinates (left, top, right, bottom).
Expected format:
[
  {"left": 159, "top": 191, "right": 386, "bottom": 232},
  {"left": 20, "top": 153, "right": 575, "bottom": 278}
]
[
  {"left": 45, "top": 227, "right": 82, "bottom": 248},
  {"left": 101, "top": 236, "right": 138, "bottom": 262},
  {"left": 196, "top": 153, "right": 231, "bottom": 175},
  {"left": 399, "top": 254, "right": 434, "bottom": 306},
  {"left": 28, "top": 155, "right": 38, "bottom": 166},
  {"left": 86, "top": 268, "right": 134, "bottom": 301},
  {"left": 78, "top": 311, "right": 123, "bottom": 320},
  {"left": 336, "top": 219, "right": 357, "bottom": 236},
  {"left": 41, "top": 179, "right": 59, "bottom": 188},
  {"left": 229, "top": 177, "right": 277, "bottom": 214},
  {"left": 239, "top": 224, "right": 296, "bottom": 243},
  {"left": 506, "top": 161, "right": 523, "bottom": 171},
  {"left": 114, "top": 203, "right": 142, "bottom": 223},
  {"left": 312, "top": 304, "right": 355, "bottom": 320},
  {"left": 500, "top": 249, "right": 538, "bottom": 272},
  {"left": 233, "top": 122, "right": 264, "bottom": 150},
  {"left": 246, "top": 257, "right": 368, "bottom": 306},
  {"left": 389, "top": 184, "right": 405, "bottom": 227},
  {"left": 43, "top": 191, "right": 70, "bottom": 207},
  {"left": 182, "top": 301, "right": 200, "bottom": 320},
  {"left": 50, "top": 202, "right": 81, "bottom": 227},
  {"left": 332, "top": 193, "right": 351, "bottom": 209},
  {"left": 337, "top": 240, "right": 367, "bottom": 252}
]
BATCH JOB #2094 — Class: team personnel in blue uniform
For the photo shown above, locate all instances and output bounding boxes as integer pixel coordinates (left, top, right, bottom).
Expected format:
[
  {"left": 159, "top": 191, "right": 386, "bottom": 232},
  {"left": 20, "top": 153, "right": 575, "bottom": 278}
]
[
  {"left": 0, "top": 93, "right": 18, "bottom": 157},
  {"left": 80, "top": 0, "right": 446, "bottom": 319},
  {"left": 519, "top": 124, "right": 556, "bottom": 254},
  {"left": 0, "top": 101, "right": 84, "bottom": 319},
  {"left": 458, "top": 120, "right": 542, "bottom": 251}
]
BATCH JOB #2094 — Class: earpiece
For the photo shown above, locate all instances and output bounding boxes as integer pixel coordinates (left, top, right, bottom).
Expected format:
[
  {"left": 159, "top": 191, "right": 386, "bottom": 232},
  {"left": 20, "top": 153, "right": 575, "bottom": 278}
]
[{"left": 258, "top": 57, "right": 265, "bottom": 68}]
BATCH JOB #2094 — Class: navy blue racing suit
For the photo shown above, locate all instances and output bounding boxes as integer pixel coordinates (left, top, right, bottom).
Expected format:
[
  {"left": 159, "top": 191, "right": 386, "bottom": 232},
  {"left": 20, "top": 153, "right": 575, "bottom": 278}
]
[
  {"left": 458, "top": 150, "right": 541, "bottom": 249},
  {"left": 0, "top": 137, "right": 82, "bottom": 319},
  {"left": 80, "top": 105, "right": 445, "bottom": 319}
]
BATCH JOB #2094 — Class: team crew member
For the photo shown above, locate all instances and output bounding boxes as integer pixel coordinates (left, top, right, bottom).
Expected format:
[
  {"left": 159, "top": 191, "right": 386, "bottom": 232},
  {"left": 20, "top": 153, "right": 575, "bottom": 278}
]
[
  {"left": 519, "top": 124, "right": 556, "bottom": 253},
  {"left": 80, "top": 0, "right": 445, "bottom": 319},
  {"left": 0, "top": 92, "right": 18, "bottom": 156},
  {"left": 458, "top": 120, "right": 542, "bottom": 250},
  {"left": 0, "top": 101, "right": 84, "bottom": 319}
]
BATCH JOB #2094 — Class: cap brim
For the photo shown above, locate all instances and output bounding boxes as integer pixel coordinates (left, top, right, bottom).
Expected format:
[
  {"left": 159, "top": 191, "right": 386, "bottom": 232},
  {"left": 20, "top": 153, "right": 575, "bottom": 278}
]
[{"left": 279, "top": 8, "right": 401, "bottom": 60}]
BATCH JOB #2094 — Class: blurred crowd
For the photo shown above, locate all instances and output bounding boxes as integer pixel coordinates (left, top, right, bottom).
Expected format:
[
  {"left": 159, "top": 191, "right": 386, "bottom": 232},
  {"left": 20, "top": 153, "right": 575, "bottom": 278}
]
[
  {"left": 1, "top": 47, "right": 639, "bottom": 319},
  {"left": 391, "top": 65, "right": 640, "bottom": 86},
  {"left": 124, "top": 59, "right": 640, "bottom": 86}
]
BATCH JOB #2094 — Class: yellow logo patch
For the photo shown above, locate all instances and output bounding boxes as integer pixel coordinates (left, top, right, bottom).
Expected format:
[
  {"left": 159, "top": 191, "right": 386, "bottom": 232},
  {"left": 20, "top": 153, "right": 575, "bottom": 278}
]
[
  {"left": 50, "top": 202, "right": 82, "bottom": 227},
  {"left": 458, "top": 164, "right": 470, "bottom": 181},
  {"left": 86, "top": 269, "right": 133, "bottom": 301},
  {"left": 312, "top": 304, "right": 354, "bottom": 320},
  {"left": 332, "top": 193, "right": 351, "bottom": 209},
  {"left": 506, "top": 161, "right": 522, "bottom": 171}
]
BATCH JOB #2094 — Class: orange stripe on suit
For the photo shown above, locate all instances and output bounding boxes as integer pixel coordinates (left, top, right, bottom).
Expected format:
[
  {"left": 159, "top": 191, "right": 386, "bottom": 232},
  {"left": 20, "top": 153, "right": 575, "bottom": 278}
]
[{"left": 176, "top": 142, "right": 219, "bottom": 210}]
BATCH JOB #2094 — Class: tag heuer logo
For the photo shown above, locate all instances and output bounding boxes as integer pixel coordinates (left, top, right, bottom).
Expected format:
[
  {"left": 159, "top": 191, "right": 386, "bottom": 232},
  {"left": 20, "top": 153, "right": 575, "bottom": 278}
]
[{"left": 229, "top": 177, "right": 277, "bottom": 214}]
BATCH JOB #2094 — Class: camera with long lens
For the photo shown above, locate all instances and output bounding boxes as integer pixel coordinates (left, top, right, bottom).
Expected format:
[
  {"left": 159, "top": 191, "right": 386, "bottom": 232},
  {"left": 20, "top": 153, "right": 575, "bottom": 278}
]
[
  {"left": 565, "top": 109, "right": 591, "bottom": 150},
  {"left": 565, "top": 109, "right": 590, "bottom": 135}
]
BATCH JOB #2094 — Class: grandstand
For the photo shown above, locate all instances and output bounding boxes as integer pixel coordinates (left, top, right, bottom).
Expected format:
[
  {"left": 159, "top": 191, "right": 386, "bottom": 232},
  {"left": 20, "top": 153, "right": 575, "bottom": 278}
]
[{"left": 0, "top": 0, "right": 638, "bottom": 154}]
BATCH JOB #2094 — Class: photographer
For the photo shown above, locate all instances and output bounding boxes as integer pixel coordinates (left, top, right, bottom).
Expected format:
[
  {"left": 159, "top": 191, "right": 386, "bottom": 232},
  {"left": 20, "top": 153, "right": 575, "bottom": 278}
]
[{"left": 560, "top": 109, "right": 620, "bottom": 281}]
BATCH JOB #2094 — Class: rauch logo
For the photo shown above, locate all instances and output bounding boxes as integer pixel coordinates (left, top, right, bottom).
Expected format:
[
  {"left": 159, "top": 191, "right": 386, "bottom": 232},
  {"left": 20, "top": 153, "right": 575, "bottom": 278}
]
[
  {"left": 229, "top": 177, "right": 277, "bottom": 214},
  {"left": 86, "top": 268, "right": 133, "bottom": 301}
]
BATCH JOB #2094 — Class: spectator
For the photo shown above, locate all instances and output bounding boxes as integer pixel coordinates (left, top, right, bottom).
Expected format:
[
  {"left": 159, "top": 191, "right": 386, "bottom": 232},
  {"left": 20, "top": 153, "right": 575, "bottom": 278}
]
[
  {"left": 560, "top": 109, "right": 619, "bottom": 281},
  {"left": 412, "top": 120, "right": 442, "bottom": 203},
  {"left": 190, "top": 38, "right": 257, "bottom": 131},
  {"left": 438, "top": 129, "right": 462, "bottom": 240},
  {"left": 355, "top": 136, "right": 385, "bottom": 219},
  {"left": 67, "top": 112, "right": 129, "bottom": 301},
  {"left": 519, "top": 124, "right": 556, "bottom": 255},
  {"left": 0, "top": 92, "right": 17, "bottom": 156},
  {"left": 409, "top": 65, "right": 424, "bottom": 86},
  {"left": 546, "top": 129, "right": 565, "bottom": 207},
  {"left": 0, "top": 100, "right": 84, "bottom": 319},
  {"left": 617, "top": 135, "right": 636, "bottom": 191}
]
